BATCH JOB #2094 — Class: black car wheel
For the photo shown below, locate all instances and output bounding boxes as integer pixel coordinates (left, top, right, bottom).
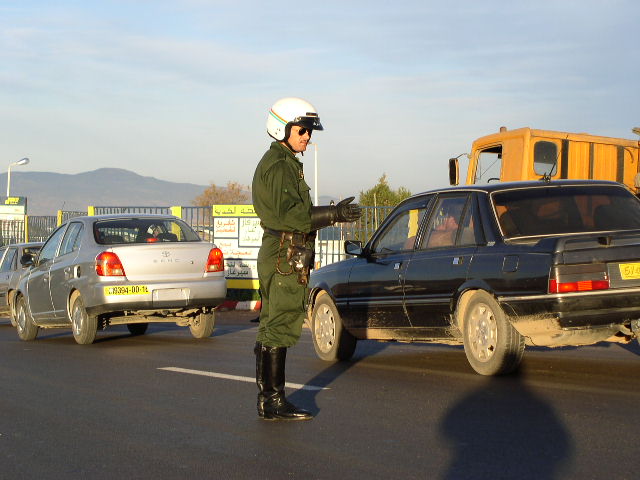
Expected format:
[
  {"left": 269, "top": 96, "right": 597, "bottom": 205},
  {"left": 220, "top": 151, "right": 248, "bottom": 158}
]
[
  {"left": 189, "top": 311, "right": 215, "bottom": 339},
  {"left": 311, "top": 293, "right": 356, "bottom": 361},
  {"left": 462, "top": 290, "right": 524, "bottom": 375},
  {"left": 15, "top": 295, "right": 38, "bottom": 341},
  {"left": 70, "top": 293, "right": 98, "bottom": 345},
  {"left": 127, "top": 323, "right": 149, "bottom": 336}
]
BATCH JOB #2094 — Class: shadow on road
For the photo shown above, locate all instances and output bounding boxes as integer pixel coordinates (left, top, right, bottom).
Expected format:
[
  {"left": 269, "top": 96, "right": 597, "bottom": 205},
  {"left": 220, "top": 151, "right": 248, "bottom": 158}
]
[
  {"left": 287, "top": 340, "right": 391, "bottom": 416},
  {"left": 438, "top": 373, "right": 573, "bottom": 480}
]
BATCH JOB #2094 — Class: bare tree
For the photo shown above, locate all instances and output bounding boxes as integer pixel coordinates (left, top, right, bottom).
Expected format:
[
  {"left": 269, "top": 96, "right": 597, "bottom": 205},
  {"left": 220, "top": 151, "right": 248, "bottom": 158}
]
[{"left": 192, "top": 181, "right": 250, "bottom": 206}]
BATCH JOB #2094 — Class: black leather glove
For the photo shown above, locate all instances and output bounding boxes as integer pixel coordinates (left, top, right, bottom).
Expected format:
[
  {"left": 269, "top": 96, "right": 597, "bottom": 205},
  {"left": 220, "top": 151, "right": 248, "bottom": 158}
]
[
  {"left": 310, "top": 196, "right": 362, "bottom": 230},
  {"left": 335, "top": 197, "right": 361, "bottom": 223}
]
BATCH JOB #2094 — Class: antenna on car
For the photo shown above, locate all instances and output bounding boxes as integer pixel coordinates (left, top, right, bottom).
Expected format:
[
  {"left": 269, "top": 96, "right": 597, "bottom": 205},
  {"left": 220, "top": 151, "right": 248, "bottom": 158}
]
[{"left": 540, "top": 173, "right": 552, "bottom": 183}]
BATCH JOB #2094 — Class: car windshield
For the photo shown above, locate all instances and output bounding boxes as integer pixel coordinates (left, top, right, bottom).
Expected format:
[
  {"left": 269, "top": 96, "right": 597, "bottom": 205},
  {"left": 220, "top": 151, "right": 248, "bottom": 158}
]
[
  {"left": 492, "top": 185, "right": 640, "bottom": 238},
  {"left": 93, "top": 218, "right": 202, "bottom": 244}
]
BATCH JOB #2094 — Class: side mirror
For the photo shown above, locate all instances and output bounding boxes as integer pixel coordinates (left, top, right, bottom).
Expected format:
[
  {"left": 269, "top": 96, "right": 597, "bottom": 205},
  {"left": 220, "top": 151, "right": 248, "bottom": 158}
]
[
  {"left": 344, "top": 240, "right": 363, "bottom": 256},
  {"left": 448, "top": 158, "right": 459, "bottom": 186},
  {"left": 20, "top": 253, "right": 34, "bottom": 267}
]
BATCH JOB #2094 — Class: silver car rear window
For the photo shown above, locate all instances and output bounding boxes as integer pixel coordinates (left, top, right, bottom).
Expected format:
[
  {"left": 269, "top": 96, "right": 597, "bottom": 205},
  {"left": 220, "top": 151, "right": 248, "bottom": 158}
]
[{"left": 94, "top": 218, "right": 202, "bottom": 244}]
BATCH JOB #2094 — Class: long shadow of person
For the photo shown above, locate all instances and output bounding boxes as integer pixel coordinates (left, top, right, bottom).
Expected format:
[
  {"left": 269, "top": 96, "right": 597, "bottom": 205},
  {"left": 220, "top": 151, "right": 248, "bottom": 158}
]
[{"left": 439, "top": 373, "right": 573, "bottom": 480}]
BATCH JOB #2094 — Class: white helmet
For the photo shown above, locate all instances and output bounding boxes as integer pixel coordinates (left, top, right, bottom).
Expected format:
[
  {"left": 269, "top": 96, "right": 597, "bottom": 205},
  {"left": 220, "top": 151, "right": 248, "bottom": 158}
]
[{"left": 266, "top": 97, "right": 324, "bottom": 141}]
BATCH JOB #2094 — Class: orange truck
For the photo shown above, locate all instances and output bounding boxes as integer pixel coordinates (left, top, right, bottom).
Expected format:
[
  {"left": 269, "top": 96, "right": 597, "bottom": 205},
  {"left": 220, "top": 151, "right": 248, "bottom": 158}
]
[{"left": 449, "top": 126, "right": 640, "bottom": 192}]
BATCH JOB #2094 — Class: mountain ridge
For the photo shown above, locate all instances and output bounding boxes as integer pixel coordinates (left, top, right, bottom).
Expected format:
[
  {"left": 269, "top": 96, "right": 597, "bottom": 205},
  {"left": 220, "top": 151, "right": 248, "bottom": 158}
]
[{"left": 2, "top": 168, "right": 336, "bottom": 216}]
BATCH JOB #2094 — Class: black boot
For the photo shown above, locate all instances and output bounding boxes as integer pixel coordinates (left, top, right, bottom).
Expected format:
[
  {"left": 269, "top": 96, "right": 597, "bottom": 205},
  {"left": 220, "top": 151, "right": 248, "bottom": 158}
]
[
  {"left": 261, "top": 345, "right": 312, "bottom": 421},
  {"left": 255, "top": 342, "right": 266, "bottom": 417}
]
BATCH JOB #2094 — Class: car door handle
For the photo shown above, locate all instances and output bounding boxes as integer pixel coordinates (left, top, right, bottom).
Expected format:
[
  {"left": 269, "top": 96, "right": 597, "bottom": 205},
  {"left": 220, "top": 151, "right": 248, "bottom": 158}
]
[
  {"left": 453, "top": 257, "right": 464, "bottom": 265},
  {"left": 394, "top": 262, "right": 401, "bottom": 270}
]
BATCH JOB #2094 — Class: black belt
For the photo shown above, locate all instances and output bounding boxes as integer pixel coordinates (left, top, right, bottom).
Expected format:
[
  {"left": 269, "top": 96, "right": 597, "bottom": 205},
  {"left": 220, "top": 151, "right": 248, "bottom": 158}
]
[{"left": 262, "top": 227, "right": 314, "bottom": 244}]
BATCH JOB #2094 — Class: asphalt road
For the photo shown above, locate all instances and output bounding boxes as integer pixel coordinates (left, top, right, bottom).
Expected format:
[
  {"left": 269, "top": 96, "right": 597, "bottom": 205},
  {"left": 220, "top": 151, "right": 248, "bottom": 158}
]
[{"left": 1, "top": 310, "right": 639, "bottom": 480}]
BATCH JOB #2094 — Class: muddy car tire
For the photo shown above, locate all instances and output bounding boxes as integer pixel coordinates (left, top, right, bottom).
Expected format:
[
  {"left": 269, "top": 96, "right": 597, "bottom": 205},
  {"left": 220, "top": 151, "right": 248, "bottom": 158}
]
[
  {"left": 189, "top": 311, "right": 215, "bottom": 338},
  {"left": 311, "top": 293, "right": 356, "bottom": 361},
  {"left": 70, "top": 293, "right": 98, "bottom": 345},
  {"left": 462, "top": 290, "right": 524, "bottom": 375},
  {"left": 16, "top": 295, "right": 38, "bottom": 341},
  {"left": 127, "top": 323, "right": 149, "bottom": 336}
]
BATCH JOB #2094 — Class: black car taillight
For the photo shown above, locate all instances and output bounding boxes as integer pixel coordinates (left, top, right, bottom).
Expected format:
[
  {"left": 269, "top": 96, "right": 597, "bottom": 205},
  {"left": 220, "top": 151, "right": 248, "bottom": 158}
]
[{"left": 549, "top": 264, "right": 609, "bottom": 293}]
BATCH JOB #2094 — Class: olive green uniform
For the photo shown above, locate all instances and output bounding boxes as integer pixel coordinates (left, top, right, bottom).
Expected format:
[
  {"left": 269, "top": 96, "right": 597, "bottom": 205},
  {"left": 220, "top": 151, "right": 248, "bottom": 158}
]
[{"left": 252, "top": 142, "right": 314, "bottom": 347}]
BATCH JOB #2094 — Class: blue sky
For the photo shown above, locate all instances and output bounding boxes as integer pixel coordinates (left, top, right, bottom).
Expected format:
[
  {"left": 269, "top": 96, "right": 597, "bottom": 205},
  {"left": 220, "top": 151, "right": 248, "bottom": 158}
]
[{"left": 1, "top": 0, "right": 638, "bottom": 201}]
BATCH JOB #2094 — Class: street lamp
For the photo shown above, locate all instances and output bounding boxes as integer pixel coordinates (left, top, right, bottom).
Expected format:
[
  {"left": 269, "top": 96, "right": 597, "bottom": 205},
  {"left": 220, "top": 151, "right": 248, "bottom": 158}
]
[
  {"left": 6, "top": 157, "right": 29, "bottom": 197},
  {"left": 308, "top": 142, "right": 320, "bottom": 266}
]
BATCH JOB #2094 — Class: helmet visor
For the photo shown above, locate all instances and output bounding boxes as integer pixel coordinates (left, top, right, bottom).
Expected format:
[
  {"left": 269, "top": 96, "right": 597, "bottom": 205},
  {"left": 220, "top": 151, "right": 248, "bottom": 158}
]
[{"left": 293, "top": 115, "right": 323, "bottom": 131}]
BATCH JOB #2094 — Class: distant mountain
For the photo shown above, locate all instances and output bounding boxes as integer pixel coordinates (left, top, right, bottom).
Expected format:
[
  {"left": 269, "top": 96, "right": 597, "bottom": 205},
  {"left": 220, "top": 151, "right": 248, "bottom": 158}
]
[
  {"left": 2, "top": 168, "right": 340, "bottom": 216},
  {"left": 2, "top": 168, "right": 211, "bottom": 215}
]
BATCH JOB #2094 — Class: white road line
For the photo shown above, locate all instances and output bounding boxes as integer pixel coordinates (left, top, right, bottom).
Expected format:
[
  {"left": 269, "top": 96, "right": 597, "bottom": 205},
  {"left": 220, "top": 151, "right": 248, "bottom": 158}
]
[{"left": 158, "top": 367, "right": 329, "bottom": 391}]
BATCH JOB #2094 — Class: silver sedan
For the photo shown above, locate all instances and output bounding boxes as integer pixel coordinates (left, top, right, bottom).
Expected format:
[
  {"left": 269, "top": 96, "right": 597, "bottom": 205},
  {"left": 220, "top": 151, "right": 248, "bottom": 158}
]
[
  {"left": 0, "top": 242, "right": 43, "bottom": 326},
  {"left": 14, "top": 214, "right": 227, "bottom": 344}
]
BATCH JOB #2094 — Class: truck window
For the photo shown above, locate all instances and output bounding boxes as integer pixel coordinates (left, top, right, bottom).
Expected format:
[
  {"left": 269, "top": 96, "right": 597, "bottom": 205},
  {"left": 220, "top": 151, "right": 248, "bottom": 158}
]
[
  {"left": 533, "top": 141, "right": 558, "bottom": 176},
  {"left": 475, "top": 146, "right": 502, "bottom": 184}
]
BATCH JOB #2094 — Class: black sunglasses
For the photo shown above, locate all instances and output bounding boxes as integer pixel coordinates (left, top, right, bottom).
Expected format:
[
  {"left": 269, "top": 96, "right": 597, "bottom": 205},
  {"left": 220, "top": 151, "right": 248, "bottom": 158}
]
[{"left": 296, "top": 127, "right": 312, "bottom": 136}]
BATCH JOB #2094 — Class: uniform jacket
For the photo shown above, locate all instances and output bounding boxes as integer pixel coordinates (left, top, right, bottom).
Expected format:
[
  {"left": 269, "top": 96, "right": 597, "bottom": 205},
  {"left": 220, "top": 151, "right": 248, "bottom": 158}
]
[{"left": 252, "top": 142, "right": 313, "bottom": 233}]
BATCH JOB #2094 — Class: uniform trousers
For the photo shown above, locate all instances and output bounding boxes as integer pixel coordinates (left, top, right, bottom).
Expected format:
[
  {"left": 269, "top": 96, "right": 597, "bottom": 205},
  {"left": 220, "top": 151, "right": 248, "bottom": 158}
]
[{"left": 256, "top": 235, "right": 309, "bottom": 348}]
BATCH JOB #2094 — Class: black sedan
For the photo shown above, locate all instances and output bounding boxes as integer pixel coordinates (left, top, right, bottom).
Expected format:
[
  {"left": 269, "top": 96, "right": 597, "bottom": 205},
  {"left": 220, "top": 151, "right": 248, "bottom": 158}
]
[{"left": 307, "top": 180, "right": 640, "bottom": 375}]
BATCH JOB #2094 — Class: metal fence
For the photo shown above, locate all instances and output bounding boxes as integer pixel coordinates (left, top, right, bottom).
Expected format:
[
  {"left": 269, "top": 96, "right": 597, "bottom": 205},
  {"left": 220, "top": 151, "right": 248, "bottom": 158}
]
[
  {"left": 0, "top": 219, "right": 26, "bottom": 245},
  {"left": 26, "top": 216, "right": 58, "bottom": 242},
  {"left": 0, "top": 205, "right": 395, "bottom": 268},
  {"left": 315, "top": 205, "right": 394, "bottom": 265},
  {"left": 93, "top": 206, "right": 172, "bottom": 215},
  {"left": 181, "top": 206, "right": 216, "bottom": 242}
]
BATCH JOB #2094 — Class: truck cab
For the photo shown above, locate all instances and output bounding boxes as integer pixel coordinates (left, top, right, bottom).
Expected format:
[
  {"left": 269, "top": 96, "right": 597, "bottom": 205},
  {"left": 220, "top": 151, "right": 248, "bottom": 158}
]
[{"left": 449, "top": 126, "right": 640, "bottom": 193}]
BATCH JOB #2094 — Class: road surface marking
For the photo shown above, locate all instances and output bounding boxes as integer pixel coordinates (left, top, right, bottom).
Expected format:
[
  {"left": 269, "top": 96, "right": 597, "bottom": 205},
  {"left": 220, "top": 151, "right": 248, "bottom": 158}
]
[{"left": 158, "top": 367, "right": 329, "bottom": 391}]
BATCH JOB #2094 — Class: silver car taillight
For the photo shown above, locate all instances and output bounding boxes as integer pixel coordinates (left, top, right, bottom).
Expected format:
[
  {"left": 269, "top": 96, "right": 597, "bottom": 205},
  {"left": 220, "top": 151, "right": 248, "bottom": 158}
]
[
  {"left": 205, "top": 248, "right": 224, "bottom": 272},
  {"left": 96, "top": 251, "right": 126, "bottom": 276}
]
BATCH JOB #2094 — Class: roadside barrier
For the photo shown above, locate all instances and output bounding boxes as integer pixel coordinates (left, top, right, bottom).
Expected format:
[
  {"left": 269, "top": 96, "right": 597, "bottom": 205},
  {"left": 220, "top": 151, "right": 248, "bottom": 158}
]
[{"left": 1, "top": 204, "right": 394, "bottom": 305}]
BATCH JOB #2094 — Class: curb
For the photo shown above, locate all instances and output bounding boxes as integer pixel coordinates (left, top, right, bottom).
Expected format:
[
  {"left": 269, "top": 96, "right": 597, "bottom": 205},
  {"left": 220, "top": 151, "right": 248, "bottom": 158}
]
[{"left": 218, "top": 300, "right": 262, "bottom": 311}]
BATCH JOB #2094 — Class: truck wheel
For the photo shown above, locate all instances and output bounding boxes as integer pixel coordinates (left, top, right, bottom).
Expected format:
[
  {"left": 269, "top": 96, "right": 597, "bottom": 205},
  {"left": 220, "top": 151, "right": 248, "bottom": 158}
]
[
  {"left": 70, "top": 293, "right": 98, "bottom": 345},
  {"left": 189, "top": 311, "right": 215, "bottom": 338},
  {"left": 127, "top": 323, "right": 149, "bottom": 336},
  {"left": 462, "top": 291, "right": 524, "bottom": 375},
  {"left": 16, "top": 295, "right": 39, "bottom": 341},
  {"left": 311, "top": 293, "right": 356, "bottom": 361}
]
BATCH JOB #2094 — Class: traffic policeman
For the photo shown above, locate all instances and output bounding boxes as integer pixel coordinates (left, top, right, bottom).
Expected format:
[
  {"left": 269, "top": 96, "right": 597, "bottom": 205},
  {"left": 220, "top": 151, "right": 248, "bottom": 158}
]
[{"left": 252, "top": 97, "right": 361, "bottom": 421}]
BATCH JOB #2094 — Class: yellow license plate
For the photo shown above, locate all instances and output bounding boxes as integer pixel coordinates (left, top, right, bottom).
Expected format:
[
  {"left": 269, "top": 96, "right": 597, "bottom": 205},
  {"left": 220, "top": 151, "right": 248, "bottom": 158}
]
[
  {"left": 104, "top": 285, "right": 150, "bottom": 296},
  {"left": 619, "top": 263, "right": 640, "bottom": 280}
]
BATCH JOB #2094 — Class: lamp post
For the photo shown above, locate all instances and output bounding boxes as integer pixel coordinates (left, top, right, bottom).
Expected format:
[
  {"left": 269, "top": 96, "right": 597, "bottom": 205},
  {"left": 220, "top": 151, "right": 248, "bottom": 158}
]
[
  {"left": 6, "top": 157, "right": 29, "bottom": 197},
  {"left": 308, "top": 142, "right": 320, "bottom": 266},
  {"left": 308, "top": 142, "right": 319, "bottom": 206}
]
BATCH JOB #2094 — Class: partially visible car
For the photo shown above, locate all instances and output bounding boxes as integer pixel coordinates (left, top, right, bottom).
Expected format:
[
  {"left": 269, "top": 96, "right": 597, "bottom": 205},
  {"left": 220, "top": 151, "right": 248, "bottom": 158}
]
[
  {"left": 14, "top": 215, "right": 227, "bottom": 344},
  {"left": 307, "top": 180, "right": 640, "bottom": 375},
  {"left": 0, "top": 242, "right": 43, "bottom": 326}
]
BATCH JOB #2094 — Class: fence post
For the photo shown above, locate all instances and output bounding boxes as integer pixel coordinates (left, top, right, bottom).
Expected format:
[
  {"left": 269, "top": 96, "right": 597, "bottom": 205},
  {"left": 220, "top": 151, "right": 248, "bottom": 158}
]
[
  {"left": 170, "top": 206, "right": 182, "bottom": 219},
  {"left": 56, "top": 210, "right": 63, "bottom": 226},
  {"left": 24, "top": 215, "right": 29, "bottom": 242},
  {"left": 87, "top": 206, "right": 95, "bottom": 216}
]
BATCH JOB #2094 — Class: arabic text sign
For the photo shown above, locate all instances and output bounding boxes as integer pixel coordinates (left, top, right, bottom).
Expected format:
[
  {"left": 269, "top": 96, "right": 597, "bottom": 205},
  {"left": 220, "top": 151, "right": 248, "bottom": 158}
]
[
  {"left": 212, "top": 204, "right": 262, "bottom": 283},
  {"left": 213, "top": 217, "right": 238, "bottom": 238},
  {"left": 212, "top": 205, "right": 256, "bottom": 217}
]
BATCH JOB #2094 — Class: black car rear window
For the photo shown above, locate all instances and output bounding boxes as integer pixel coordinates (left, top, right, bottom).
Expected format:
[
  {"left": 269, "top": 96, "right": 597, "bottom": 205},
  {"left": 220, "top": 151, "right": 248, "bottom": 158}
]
[
  {"left": 94, "top": 218, "right": 202, "bottom": 244},
  {"left": 492, "top": 185, "right": 640, "bottom": 238}
]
